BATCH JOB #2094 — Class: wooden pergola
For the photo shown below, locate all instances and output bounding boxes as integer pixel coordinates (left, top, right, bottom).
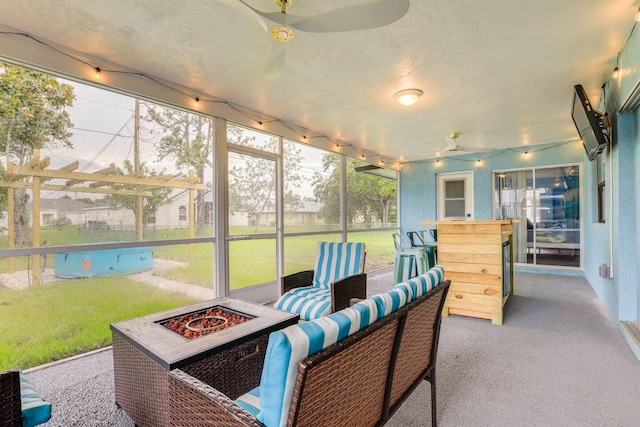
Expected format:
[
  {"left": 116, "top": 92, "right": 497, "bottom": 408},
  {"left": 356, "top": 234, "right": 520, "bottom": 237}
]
[{"left": 0, "top": 150, "right": 206, "bottom": 285}]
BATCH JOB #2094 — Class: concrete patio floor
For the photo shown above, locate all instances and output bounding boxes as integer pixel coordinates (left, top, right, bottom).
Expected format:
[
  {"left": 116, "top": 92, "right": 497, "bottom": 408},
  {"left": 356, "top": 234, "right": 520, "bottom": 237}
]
[{"left": 25, "top": 269, "right": 640, "bottom": 426}]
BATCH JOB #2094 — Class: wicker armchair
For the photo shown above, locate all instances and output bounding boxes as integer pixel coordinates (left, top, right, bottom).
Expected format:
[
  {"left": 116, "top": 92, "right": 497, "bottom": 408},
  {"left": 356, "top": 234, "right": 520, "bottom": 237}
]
[{"left": 274, "top": 241, "right": 367, "bottom": 320}]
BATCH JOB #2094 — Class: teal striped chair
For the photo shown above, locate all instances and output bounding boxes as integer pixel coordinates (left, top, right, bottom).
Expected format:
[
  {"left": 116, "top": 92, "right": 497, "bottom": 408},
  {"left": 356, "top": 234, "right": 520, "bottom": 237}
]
[
  {"left": 0, "top": 370, "right": 52, "bottom": 427},
  {"left": 274, "top": 242, "right": 367, "bottom": 320}
]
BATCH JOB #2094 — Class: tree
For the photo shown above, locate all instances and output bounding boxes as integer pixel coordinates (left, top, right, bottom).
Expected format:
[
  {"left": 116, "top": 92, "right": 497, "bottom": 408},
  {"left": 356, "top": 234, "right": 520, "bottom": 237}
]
[
  {"left": 313, "top": 154, "right": 397, "bottom": 227},
  {"left": 312, "top": 154, "right": 342, "bottom": 225},
  {"left": 227, "top": 126, "right": 303, "bottom": 228},
  {"left": 144, "top": 103, "right": 213, "bottom": 234},
  {"left": 0, "top": 63, "right": 75, "bottom": 244},
  {"left": 106, "top": 160, "right": 172, "bottom": 238},
  {"left": 0, "top": 162, "right": 7, "bottom": 220}
]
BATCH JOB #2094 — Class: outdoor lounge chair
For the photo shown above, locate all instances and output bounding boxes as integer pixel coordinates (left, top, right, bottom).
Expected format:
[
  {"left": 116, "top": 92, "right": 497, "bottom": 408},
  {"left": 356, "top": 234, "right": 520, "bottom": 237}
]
[
  {"left": 274, "top": 241, "right": 366, "bottom": 320},
  {"left": 0, "top": 370, "right": 52, "bottom": 427}
]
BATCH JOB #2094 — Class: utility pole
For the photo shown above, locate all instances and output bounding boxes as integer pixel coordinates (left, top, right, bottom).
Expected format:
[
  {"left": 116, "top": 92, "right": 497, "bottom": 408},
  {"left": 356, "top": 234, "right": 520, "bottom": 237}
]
[{"left": 135, "top": 99, "right": 143, "bottom": 241}]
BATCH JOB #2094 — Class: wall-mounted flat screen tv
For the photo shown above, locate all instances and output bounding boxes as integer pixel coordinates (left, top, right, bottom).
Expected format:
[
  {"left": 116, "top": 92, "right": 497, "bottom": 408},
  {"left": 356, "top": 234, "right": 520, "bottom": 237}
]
[{"left": 571, "top": 84, "right": 610, "bottom": 161}]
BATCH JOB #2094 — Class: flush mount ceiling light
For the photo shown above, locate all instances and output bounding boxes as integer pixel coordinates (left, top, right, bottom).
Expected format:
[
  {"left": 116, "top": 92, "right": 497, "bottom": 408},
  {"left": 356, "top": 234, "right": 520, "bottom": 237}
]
[{"left": 394, "top": 89, "right": 423, "bottom": 106}]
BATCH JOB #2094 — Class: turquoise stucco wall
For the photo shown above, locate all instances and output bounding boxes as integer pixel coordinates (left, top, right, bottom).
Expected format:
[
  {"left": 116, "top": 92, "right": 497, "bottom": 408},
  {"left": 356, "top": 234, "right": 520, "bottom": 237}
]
[
  {"left": 582, "top": 20, "right": 640, "bottom": 324},
  {"left": 400, "top": 24, "right": 640, "bottom": 331},
  {"left": 596, "top": 110, "right": 639, "bottom": 323},
  {"left": 399, "top": 108, "right": 639, "bottom": 324},
  {"left": 400, "top": 140, "right": 585, "bottom": 232}
]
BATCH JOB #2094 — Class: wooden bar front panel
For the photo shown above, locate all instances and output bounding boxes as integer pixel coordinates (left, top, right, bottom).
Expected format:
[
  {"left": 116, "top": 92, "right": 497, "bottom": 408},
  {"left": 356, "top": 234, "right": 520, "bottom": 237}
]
[{"left": 432, "top": 220, "right": 513, "bottom": 325}]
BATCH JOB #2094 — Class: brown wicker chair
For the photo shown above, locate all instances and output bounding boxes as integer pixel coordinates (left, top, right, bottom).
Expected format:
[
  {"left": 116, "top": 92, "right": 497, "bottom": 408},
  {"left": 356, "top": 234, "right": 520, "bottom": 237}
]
[
  {"left": 275, "top": 242, "right": 367, "bottom": 320},
  {"left": 169, "top": 277, "right": 450, "bottom": 427}
]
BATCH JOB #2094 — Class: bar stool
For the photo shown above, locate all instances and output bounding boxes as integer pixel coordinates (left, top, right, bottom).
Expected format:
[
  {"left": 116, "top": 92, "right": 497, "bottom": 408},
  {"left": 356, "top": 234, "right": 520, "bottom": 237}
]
[
  {"left": 393, "top": 246, "right": 428, "bottom": 284},
  {"left": 406, "top": 231, "right": 437, "bottom": 269}
]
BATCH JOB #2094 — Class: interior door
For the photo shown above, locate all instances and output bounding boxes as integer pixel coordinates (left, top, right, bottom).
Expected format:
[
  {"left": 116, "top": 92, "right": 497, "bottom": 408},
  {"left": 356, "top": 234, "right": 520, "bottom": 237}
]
[{"left": 437, "top": 172, "right": 474, "bottom": 220}]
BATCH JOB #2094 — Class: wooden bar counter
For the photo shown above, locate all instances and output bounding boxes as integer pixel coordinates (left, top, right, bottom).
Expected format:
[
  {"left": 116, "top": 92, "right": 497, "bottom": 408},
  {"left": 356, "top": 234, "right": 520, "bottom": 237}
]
[{"left": 420, "top": 220, "right": 514, "bottom": 325}]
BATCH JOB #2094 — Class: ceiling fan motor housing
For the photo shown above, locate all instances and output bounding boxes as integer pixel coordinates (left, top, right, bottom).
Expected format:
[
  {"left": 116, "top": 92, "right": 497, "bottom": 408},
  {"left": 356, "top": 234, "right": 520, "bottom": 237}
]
[{"left": 271, "top": 26, "right": 295, "bottom": 42}]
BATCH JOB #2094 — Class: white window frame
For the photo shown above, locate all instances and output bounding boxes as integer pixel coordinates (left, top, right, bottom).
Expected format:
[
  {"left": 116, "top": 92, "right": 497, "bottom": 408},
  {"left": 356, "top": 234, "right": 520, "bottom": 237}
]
[{"left": 437, "top": 171, "right": 474, "bottom": 220}]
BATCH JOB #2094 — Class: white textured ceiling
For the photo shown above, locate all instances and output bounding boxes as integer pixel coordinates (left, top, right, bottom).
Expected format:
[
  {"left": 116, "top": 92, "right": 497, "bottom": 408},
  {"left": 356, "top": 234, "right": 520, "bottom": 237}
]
[{"left": 0, "top": 0, "right": 638, "bottom": 162}]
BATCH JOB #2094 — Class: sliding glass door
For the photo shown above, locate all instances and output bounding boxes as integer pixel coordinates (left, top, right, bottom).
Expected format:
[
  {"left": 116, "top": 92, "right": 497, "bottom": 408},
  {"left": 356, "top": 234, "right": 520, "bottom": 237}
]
[{"left": 494, "top": 165, "right": 581, "bottom": 268}]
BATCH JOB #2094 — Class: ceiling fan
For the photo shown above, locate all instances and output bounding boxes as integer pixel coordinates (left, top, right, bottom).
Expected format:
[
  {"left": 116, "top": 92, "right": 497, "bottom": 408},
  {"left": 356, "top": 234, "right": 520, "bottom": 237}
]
[
  {"left": 227, "top": 0, "right": 411, "bottom": 79},
  {"left": 443, "top": 132, "right": 496, "bottom": 153},
  {"left": 420, "top": 132, "right": 496, "bottom": 157}
]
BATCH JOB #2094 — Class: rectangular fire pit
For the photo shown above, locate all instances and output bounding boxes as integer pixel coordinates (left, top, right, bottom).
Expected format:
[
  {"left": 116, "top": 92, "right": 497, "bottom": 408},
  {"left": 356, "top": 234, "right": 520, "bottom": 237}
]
[
  {"left": 157, "top": 305, "right": 255, "bottom": 340},
  {"left": 111, "top": 297, "right": 299, "bottom": 427}
]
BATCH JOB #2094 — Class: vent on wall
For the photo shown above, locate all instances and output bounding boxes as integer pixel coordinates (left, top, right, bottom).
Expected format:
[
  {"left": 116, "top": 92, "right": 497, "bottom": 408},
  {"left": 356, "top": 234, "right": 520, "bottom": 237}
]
[{"left": 354, "top": 164, "right": 382, "bottom": 172}]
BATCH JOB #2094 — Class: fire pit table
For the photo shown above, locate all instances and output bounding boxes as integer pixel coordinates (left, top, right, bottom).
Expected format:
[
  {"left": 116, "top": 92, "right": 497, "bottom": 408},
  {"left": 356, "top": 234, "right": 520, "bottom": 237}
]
[{"left": 110, "top": 297, "right": 299, "bottom": 427}]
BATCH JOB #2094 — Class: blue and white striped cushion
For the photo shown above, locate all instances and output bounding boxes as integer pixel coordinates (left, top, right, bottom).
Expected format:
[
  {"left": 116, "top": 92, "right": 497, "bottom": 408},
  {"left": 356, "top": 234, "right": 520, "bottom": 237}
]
[
  {"left": 283, "top": 286, "right": 331, "bottom": 301},
  {"left": 404, "top": 265, "right": 444, "bottom": 298},
  {"left": 370, "top": 288, "right": 408, "bottom": 320},
  {"left": 20, "top": 371, "right": 52, "bottom": 427},
  {"left": 312, "top": 242, "right": 366, "bottom": 289},
  {"left": 392, "top": 282, "right": 415, "bottom": 302},
  {"left": 349, "top": 298, "right": 379, "bottom": 329},
  {"left": 273, "top": 286, "right": 332, "bottom": 320},
  {"left": 257, "top": 305, "right": 370, "bottom": 427},
  {"left": 235, "top": 386, "right": 261, "bottom": 417}
]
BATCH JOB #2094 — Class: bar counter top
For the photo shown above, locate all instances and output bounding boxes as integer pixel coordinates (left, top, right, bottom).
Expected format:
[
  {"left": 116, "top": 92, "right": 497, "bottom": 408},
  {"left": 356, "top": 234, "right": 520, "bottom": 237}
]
[{"left": 420, "top": 219, "right": 514, "bottom": 225}]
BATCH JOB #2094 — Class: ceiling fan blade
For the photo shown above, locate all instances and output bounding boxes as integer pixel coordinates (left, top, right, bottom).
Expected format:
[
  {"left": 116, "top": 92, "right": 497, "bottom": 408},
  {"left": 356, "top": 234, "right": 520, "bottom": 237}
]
[
  {"left": 289, "top": 0, "right": 411, "bottom": 33},
  {"left": 456, "top": 145, "right": 496, "bottom": 152},
  {"left": 263, "top": 44, "right": 285, "bottom": 80},
  {"left": 444, "top": 137, "right": 458, "bottom": 150},
  {"left": 219, "top": 0, "right": 268, "bottom": 32}
]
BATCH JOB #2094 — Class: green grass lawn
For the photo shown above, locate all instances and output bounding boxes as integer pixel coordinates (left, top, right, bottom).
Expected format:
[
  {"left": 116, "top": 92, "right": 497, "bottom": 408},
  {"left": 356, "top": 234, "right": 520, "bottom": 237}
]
[
  {"left": 152, "top": 230, "right": 396, "bottom": 289},
  {"left": 0, "top": 227, "right": 396, "bottom": 369},
  {"left": 0, "top": 227, "right": 396, "bottom": 290},
  {"left": 0, "top": 277, "right": 195, "bottom": 370}
]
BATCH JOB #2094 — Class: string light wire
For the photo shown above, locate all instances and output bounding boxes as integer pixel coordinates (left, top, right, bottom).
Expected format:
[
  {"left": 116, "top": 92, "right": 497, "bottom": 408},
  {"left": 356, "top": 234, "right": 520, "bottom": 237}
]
[{"left": 0, "top": 31, "right": 398, "bottom": 168}]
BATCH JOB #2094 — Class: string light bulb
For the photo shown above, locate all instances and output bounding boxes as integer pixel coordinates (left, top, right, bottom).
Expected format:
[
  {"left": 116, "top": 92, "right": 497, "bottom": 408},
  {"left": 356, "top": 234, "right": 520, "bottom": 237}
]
[
  {"left": 613, "top": 66, "right": 619, "bottom": 79},
  {"left": 94, "top": 67, "right": 101, "bottom": 79}
]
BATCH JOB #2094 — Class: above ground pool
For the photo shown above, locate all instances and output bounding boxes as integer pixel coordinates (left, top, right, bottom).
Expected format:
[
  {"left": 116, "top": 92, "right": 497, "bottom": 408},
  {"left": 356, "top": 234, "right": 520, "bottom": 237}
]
[{"left": 54, "top": 246, "right": 153, "bottom": 278}]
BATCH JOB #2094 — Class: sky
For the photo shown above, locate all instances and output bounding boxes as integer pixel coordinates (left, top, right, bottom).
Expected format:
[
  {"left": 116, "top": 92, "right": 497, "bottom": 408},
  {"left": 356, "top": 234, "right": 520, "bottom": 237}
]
[{"left": 37, "top": 78, "right": 331, "bottom": 200}]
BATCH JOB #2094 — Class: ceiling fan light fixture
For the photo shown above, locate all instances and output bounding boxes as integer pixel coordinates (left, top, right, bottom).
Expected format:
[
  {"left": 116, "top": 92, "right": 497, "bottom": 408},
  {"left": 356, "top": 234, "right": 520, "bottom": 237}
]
[
  {"left": 394, "top": 89, "right": 423, "bottom": 106},
  {"left": 270, "top": 26, "right": 295, "bottom": 42}
]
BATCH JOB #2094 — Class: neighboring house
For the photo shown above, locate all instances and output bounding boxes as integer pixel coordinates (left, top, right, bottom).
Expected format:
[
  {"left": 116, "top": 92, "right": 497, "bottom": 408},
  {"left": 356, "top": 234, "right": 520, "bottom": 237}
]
[
  {"left": 17, "top": 191, "right": 219, "bottom": 231},
  {"left": 155, "top": 188, "right": 214, "bottom": 229},
  {"left": 83, "top": 203, "right": 132, "bottom": 229},
  {"left": 25, "top": 198, "right": 93, "bottom": 226},
  {"left": 248, "top": 200, "right": 324, "bottom": 227}
]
